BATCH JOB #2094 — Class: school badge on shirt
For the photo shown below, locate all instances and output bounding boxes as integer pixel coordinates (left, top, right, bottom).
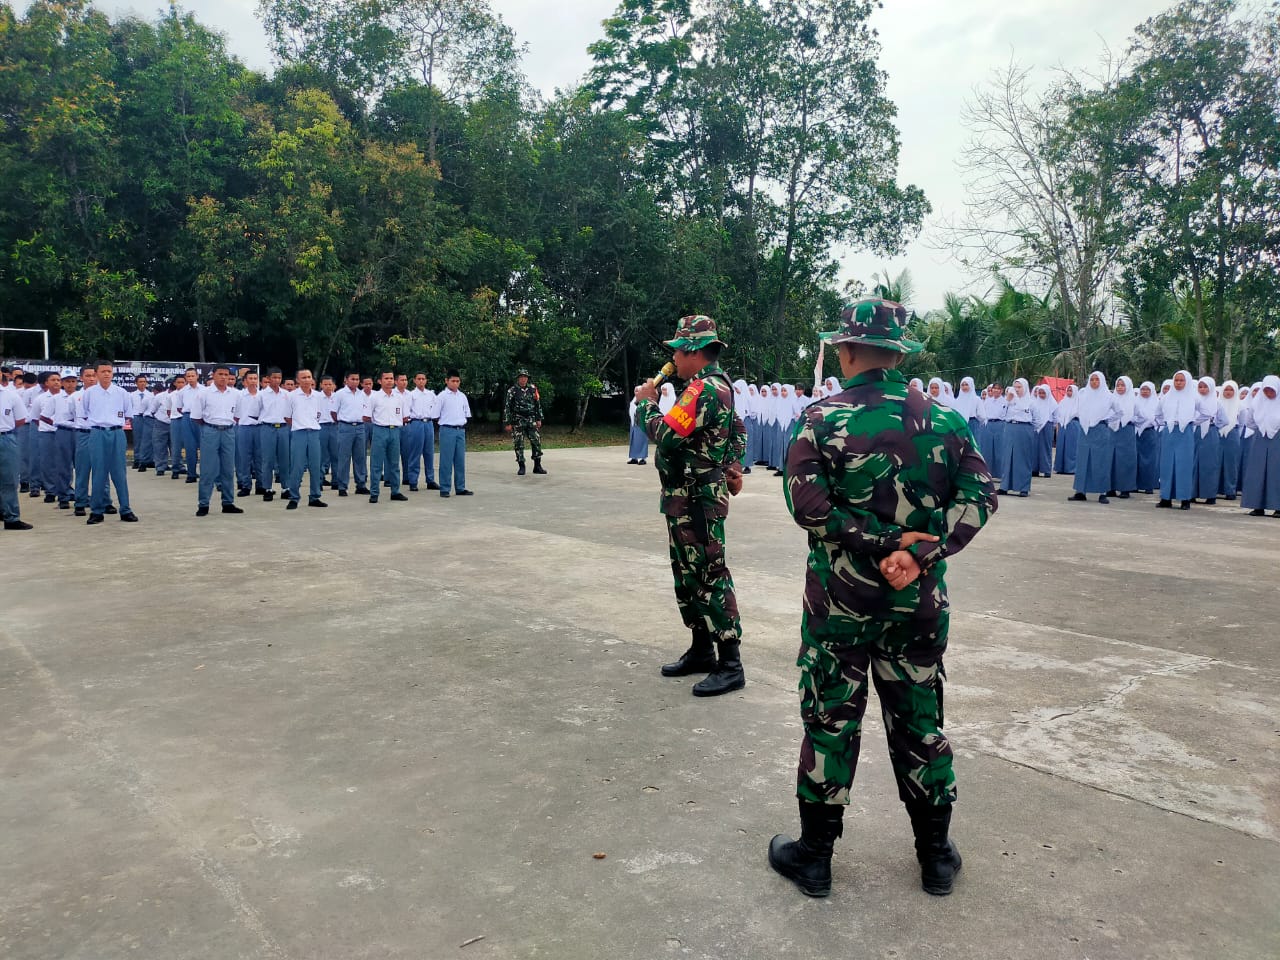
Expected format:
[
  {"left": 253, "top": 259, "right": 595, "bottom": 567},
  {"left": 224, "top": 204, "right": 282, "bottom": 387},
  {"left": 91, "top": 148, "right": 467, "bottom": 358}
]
[{"left": 664, "top": 379, "right": 703, "bottom": 437}]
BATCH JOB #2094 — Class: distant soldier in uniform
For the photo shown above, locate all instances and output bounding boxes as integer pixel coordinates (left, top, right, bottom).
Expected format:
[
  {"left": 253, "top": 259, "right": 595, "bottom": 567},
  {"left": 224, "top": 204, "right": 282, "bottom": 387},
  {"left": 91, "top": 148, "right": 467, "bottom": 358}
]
[
  {"left": 633, "top": 315, "right": 747, "bottom": 697},
  {"left": 503, "top": 369, "right": 546, "bottom": 476},
  {"left": 767, "top": 298, "right": 998, "bottom": 899}
]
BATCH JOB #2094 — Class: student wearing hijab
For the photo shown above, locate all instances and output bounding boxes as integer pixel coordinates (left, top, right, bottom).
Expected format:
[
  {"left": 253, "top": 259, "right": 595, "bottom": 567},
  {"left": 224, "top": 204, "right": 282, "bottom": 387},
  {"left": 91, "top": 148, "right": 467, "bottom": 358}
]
[
  {"left": 752, "top": 384, "right": 770, "bottom": 465},
  {"left": 628, "top": 385, "right": 650, "bottom": 465},
  {"left": 1030, "top": 383, "right": 1057, "bottom": 477},
  {"left": 733, "top": 380, "right": 753, "bottom": 473},
  {"left": 1216, "top": 380, "right": 1242, "bottom": 499},
  {"left": 658, "top": 382, "right": 676, "bottom": 414},
  {"left": 942, "top": 382, "right": 955, "bottom": 404},
  {"left": 1134, "top": 381, "right": 1161, "bottom": 494},
  {"left": 927, "top": 377, "right": 945, "bottom": 403},
  {"left": 908, "top": 377, "right": 924, "bottom": 393},
  {"left": 951, "top": 377, "right": 986, "bottom": 453},
  {"left": 1069, "top": 371, "right": 1118, "bottom": 504},
  {"left": 1054, "top": 383, "right": 1080, "bottom": 474},
  {"left": 744, "top": 384, "right": 761, "bottom": 468},
  {"left": 1108, "top": 376, "right": 1139, "bottom": 498},
  {"left": 981, "top": 385, "right": 1006, "bottom": 480},
  {"left": 1192, "top": 376, "right": 1229, "bottom": 504},
  {"left": 1240, "top": 383, "right": 1262, "bottom": 482},
  {"left": 1241, "top": 375, "right": 1280, "bottom": 517},
  {"left": 998, "top": 379, "right": 1035, "bottom": 496},
  {"left": 1158, "top": 370, "right": 1198, "bottom": 509}
]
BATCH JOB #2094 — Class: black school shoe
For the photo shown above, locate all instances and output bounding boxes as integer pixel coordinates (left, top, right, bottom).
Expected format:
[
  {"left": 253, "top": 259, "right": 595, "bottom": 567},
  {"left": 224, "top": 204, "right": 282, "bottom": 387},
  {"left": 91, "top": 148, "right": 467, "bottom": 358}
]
[
  {"left": 4, "top": 520, "right": 33, "bottom": 530},
  {"left": 426, "top": 482, "right": 440, "bottom": 490},
  {"left": 308, "top": 499, "right": 327, "bottom": 508},
  {"left": 390, "top": 493, "right": 408, "bottom": 501},
  {"left": 286, "top": 500, "right": 298, "bottom": 510},
  {"left": 222, "top": 504, "right": 244, "bottom": 514},
  {"left": 456, "top": 489, "right": 474, "bottom": 496},
  {"left": 119, "top": 512, "right": 138, "bottom": 522},
  {"left": 104, "top": 505, "right": 118, "bottom": 514}
]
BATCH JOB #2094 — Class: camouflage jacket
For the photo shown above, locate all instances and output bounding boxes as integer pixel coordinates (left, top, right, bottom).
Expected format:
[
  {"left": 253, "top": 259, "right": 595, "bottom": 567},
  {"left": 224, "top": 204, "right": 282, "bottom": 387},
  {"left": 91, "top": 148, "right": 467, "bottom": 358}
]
[
  {"left": 504, "top": 383, "right": 542, "bottom": 423},
  {"left": 635, "top": 363, "right": 747, "bottom": 518},
  {"left": 784, "top": 367, "right": 997, "bottom": 626}
]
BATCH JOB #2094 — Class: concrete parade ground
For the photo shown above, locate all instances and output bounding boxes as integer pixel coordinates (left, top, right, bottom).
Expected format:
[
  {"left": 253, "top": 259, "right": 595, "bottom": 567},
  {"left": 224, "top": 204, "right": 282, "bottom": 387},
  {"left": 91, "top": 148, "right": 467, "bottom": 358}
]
[{"left": 2, "top": 446, "right": 1278, "bottom": 960}]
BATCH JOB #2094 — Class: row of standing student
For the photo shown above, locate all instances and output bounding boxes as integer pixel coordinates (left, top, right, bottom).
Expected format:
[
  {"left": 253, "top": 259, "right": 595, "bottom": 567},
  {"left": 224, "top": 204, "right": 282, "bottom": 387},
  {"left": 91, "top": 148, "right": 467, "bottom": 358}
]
[
  {"left": 1, "top": 363, "right": 477, "bottom": 530},
  {"left": 645, "top": 365, "right": 1280, "bottom": 520},
  {"left": 950, "top": 372, "right": 1280, "bottom": 515}
]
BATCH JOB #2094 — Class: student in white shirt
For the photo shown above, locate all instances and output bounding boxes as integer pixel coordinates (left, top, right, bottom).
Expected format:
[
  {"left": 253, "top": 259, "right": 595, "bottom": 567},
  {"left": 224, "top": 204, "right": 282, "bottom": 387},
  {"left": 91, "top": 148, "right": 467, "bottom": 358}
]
[
  {"left": 283, "top": 369, "right": 328, "bottom": 509},
  {"left": 83, "top": 360, "right": 139, "bottom": 523},
  {"left": 367, "top": 369, "right": 409, "bottom": 503},
  {"left": 131, "top": 375, "right": 152, "bottom": 471},
  {"left": 192, "top": 364, "right": 244, "bottom": 516},
  {"left": 404, "top": 372, "right": 439, "bottom": 491},
  {"left": 234, "top": 371, "right": 263, "bottom": 496},
  {"left": 32, "top": 371, "right": 61, "bottom": 503},
  {"left": 319, "top": 374, "right": 339, "bottom": 485},
  {"left": 332, "top": 371, "right": 370, "bottom": 496},
  {"left": 51, "top": 370, "right": 78, "bottom": 507},
  {"left": 436, "top": 370, "right": 473, "bottom": 497},
  {"left": 0, "top": 377, "right": 31, "bottom": 528},
  {"left": 257, "top": 367, "right": 291, "bottom": 502}
]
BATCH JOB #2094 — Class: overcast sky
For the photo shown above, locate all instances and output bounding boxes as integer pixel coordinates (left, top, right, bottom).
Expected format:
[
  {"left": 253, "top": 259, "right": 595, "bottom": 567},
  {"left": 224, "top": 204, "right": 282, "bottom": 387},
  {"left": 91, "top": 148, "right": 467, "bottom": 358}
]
[{"left": 63, "top": 0, "right": 1172, "bottom": 311}]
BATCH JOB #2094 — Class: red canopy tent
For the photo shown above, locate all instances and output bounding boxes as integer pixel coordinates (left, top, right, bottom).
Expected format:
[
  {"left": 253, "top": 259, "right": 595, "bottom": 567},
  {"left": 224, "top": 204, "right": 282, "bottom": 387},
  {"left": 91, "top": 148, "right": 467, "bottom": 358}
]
[{"left": 1039, "top": 376, "right": 1074, "bottom": 402}]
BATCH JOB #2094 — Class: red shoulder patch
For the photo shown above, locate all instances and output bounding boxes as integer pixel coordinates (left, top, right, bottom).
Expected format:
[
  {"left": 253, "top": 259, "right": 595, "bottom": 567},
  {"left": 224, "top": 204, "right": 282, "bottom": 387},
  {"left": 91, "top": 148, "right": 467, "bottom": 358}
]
[{"left": 663, "top": 378, "right": 703, "bottom": 437}]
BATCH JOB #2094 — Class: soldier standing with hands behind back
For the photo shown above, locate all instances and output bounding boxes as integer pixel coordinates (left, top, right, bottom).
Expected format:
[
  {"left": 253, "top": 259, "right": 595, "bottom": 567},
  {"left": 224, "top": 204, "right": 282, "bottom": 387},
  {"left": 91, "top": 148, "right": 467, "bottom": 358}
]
[
  {"left": 504, "top": 369, "right": 546, "bottom": 476},
  {"left": 767, "top": 298, "right": 997, "bottom": 899},
  {"left": 633, "top": 315, "right": 747, "bottom": 698}
]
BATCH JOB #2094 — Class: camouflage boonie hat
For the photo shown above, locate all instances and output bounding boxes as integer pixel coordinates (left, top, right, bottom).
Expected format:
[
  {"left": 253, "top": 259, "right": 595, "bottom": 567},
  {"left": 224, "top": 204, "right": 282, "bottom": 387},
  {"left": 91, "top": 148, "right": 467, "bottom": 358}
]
[
  {"left": 516, "top": 368, "right": 530, "bottom": 377},
  {"left": 826, "top": 298, "right": 922, "bottom": 354},
  {"left": 664, "top": 314, "right": 726, "bottom": 351}
]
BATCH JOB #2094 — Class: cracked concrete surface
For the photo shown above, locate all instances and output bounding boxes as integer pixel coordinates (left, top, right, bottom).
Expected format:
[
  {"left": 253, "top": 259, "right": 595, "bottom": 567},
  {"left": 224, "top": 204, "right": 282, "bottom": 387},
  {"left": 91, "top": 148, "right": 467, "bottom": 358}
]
[{"left": 2, "top": 449, "right": 1278, "bottom": 959}]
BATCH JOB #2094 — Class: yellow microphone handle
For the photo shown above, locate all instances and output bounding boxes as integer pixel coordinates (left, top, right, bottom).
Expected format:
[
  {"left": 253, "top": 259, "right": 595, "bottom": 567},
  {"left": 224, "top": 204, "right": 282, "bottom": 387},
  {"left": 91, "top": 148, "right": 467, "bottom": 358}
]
[{"left": 650, "top": 362, "right": 677, "bottom": 389}]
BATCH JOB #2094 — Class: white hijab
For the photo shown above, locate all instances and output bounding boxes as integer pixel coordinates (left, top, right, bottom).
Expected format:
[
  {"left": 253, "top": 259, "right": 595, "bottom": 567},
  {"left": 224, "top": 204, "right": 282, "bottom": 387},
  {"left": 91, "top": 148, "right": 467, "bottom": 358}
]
[
  {"left": 908, "top": 378, "right": 924, "bottom": 393},
  {"left": 927, "top": 377, "right": 946, "bottom": 403},
  {"left": 1161, "top": 371, "right": 1198, "bottom": 430},
  {"left": 733, "top": 379, "right": 750, "bottom": 419},
  {"left": 1112, "top": 376, "right": 1137, "bottom": 427},
  {"left": 1056, "top": 384, "right": 1079, "bottom": 423},
  {"left": 1195, "top": 376, "right": 1221, "bottom": 437},
  {"left": 658, "top": 382, "right": 676, "bottom": 414},
  {"left": 1218, "top": 380, "right": 1240, "bottom": 436},
  {"left": 1076, "top": 371, "right": 1114, "bottom": 434},
  {"left": 1135, "top": 381, "right": 1159, "bottom": 432},
  {"left": 950, "top": 376, "right": 983, "bottom": 421},
  {"left": 629, "top": 386, "right": 641, "bottom": 422},
  {"left": 943, "top": 381, "right": 954, "bottom": 402},
  {"left": 1030, "top": 382, "right": 1058, "bottom": 425},
  {"left": 745, "top": 383, "right": 760, "bottom": 419},
  {"left": 1253, "top": 375, "right": 1280, "bottom": 439}
]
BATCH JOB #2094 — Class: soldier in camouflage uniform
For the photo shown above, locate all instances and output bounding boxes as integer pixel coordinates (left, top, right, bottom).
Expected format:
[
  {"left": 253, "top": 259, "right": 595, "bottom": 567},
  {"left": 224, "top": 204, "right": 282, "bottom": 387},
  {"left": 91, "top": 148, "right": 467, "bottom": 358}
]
[
  {"left": 633, "top": 315, "right": 748, "bottom": 697},
  {"left": 503, "top": 369, "right": 546, "bottom": 476},
  {"left": 768, "top": 298, "right": 998, "bottom": 898}
]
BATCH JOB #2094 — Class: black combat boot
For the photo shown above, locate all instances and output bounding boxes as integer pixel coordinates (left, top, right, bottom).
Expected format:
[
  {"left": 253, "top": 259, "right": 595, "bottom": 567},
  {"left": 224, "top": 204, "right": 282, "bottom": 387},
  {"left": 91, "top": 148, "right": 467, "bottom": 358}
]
[
  {"left": 768, "top": 800, "right": 845, "bottom": 897},
  {"left": 532, "top": 458, "right": 547, "bottom": 474},
  {"left": 691, "top": 640, "right": 745, "bottom": 696},
  {"left": 517, "top": 461, "right": 526, "bottom": 476},
  {"left": 660, "top": 627, "right": 716, "bottom": 677},
  {"left": 906, "top": 801, "right": 963, "bottom": 896}
]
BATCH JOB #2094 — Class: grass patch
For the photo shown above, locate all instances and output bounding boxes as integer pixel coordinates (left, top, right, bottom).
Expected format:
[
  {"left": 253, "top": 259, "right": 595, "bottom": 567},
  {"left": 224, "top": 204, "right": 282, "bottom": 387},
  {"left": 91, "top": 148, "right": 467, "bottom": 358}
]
[{"left": 465, "top": 422, "right": 629, "bottom": 452}]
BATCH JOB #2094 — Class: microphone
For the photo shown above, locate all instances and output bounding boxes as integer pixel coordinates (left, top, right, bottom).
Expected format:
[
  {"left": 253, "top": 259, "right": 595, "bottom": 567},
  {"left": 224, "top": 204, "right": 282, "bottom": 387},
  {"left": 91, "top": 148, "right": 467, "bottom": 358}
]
[{"left": 650, "top": 362, "right": 676, "bottom": 389}]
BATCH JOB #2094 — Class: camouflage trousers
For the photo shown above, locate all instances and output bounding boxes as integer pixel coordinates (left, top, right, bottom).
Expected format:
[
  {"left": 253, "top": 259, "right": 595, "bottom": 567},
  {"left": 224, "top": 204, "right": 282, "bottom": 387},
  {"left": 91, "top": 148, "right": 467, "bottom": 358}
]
[
  {"left": 512, "top": 418, "right": 542, "bottom": 465},
  {"left": 795, "top": 610, "right": 954, "bottom": 807},
  {"left": 665, "top": 508, "right": 741, "bottom": 642}
]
